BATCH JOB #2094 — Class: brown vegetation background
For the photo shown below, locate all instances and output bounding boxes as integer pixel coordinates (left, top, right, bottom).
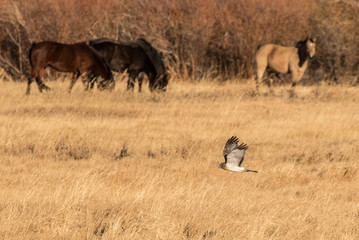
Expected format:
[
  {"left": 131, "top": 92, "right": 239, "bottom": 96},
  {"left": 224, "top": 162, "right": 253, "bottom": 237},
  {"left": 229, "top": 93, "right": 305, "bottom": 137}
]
[{"left": 0, "top": 0, "right": 358, "bottom": 82}]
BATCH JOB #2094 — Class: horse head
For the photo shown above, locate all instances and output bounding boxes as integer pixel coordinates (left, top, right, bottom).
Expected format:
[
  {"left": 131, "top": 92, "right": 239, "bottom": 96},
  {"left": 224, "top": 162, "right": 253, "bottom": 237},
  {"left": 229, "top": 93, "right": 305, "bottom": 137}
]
[
  {"left": 136, "top": 38, "right": 168, "bottom": 92},
  {"left": 98, "top": 58, "right": 115, "bottom": 91},
  {"left": 97, "top": 78, "right": 115, "bottom": 91},
  {"left": 296, "top": 37, "right": 316, "bottom": 67},
  {"left": 307, "top": 38, "right": 316, "bottom": 58},
  {"left": 97, "top": 69, "right": 115, "bottom": 91},
  {"left": 150, "top": 73, "right": 168, "bottom": 92},
  {"left": 157, "top": 73, "right": 168, "bottom": 91}
]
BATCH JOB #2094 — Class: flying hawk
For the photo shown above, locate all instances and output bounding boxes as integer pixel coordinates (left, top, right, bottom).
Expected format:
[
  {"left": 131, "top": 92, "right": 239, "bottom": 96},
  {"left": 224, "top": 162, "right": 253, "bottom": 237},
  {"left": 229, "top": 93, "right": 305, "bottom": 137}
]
[{"left": 218, "top": 136, "right": 258, "bottom": 173}]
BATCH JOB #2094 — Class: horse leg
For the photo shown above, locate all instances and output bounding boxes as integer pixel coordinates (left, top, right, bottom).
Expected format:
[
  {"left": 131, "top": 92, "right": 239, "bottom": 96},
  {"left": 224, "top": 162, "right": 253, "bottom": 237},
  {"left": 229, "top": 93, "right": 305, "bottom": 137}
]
[
  {"left": 268, "top": 77, "right": 274, "bottom": 95},
  {"left": 36, "top": 77, "right": 43, "bottom": 93},
  {"left": 81, "top": 73, "right": 90, "bottom": 91},
  {"left": 69, "top": 71, "right": 80, "bottom": 93},
  {"left": 289, "top": 71, "right": 301, "bottom": 97},
  {"left": 266, "top": 71, "right": 276, "bottom": 95},
  {"left": 127, "top": 77, "right": 135, "bottom": 91},
  {"left": 295, "top": 69, "right": 306, "bottom": 87},
  {"left": 81, "top": 72, "right": 95, "bottom": 91},
  {"left": 148, "top": 73, "right": 156, "bottom": 92},
  {"left": 26, "top": 64, "right": 37, "bottom": 95},
  {"left": 26, "top": 76, "right": 33, "bottom": 95},
  {"left": 266, "top": 72, "right": 274, "bottom": 88},
  {"left": 255, "top": 61, "right": 267, "bottom": 92},
  {"left": 89, "top": 75, "right": 98, "bottom": 91},
  {"left": 127, "top": 71, "right": 137, "bottom": 91},
  {"left": 80, "top": 72, "right": 89, "bottom": 90},
  {"left": 138, "top": 73, "right": 144, "bottom": 92},
  {"left": 90, "top": 80, "right": 96, "bottom": 90},
  {"left": 84, "top": 73, "right": 91, "bottom": 91},
  {"left": 86, "top": 72, "right": 99, "bottom": 91},
  {"left": 35, "top": 68, "right": 50, "bottom": 93}
]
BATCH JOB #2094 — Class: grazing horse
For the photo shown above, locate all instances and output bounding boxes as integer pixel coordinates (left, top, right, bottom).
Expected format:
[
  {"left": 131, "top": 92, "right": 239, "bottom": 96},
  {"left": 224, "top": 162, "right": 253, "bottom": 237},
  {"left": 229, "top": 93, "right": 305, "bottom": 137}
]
[
  {"left": 26, "top": 41, "right": 114, "bottom": 95},
  {"left": 255, "top": 38, "right": 316, "bottom": 92},
  {"left": 89, "top": 38, "right": 168, "bottom": 92}
]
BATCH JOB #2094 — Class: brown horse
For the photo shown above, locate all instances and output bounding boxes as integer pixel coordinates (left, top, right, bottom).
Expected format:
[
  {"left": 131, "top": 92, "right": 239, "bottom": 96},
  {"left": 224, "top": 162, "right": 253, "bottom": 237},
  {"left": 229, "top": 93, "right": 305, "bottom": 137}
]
[
  {"left": 255, "top": 38, "right": 316, "bottom": 92},
  {"left": 26, "top": 41, "right": 114, "bottom": 95}
]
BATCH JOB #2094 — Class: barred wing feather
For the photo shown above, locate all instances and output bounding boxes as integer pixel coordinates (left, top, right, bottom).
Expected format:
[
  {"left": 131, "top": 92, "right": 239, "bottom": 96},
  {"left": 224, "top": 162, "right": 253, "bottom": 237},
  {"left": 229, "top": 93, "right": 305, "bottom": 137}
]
[
  {"left": 223, "top": 136, "right": 239, "bottom": 156},
  {"left": 226, "top": 148, "right": 246, "bottom": 166}
]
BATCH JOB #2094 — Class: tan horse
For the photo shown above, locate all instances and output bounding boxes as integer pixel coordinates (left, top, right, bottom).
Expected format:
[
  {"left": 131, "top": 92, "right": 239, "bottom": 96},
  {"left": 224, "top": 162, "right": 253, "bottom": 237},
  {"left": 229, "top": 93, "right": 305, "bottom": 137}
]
[{"left": 255, "top": 38, "right": 316, "bottom": 92}]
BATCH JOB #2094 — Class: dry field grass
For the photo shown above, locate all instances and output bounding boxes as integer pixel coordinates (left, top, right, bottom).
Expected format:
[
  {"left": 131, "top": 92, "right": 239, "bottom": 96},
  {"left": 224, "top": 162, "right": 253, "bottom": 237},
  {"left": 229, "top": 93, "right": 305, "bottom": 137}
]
[{"left": 0, "top": 78, "right": 358, "bottom": 239}]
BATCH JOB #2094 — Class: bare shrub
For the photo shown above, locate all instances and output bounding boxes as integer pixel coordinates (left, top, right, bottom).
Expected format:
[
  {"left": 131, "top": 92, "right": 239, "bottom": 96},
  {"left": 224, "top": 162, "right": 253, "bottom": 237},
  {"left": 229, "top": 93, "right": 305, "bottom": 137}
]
[
  {"left": 0, "top": 0, "right": 357, "bottom": 82},
  {"left": 310, "top": 0, "right": 359, "bottom": 84},
  {"left": 0, "top": 2, "right": 31, "bottom": 80}
]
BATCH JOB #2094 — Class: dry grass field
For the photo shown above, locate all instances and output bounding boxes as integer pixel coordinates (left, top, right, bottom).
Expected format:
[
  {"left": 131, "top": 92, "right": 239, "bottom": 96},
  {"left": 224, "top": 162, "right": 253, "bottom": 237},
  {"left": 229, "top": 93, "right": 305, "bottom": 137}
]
[{"left": 0, "top": 78, "right": 358, "bottom": 239}]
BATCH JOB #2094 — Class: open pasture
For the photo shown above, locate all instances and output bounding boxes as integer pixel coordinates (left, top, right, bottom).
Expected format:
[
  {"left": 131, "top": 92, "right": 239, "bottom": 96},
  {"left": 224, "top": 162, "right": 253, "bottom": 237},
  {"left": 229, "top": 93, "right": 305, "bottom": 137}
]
[{"left": 0, "top": 79, "right": 358, "bottom": 239}]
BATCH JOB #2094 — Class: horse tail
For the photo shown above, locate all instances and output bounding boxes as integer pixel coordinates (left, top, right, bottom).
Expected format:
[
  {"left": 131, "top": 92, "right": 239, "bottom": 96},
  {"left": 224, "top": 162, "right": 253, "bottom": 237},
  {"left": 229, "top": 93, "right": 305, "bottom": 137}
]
[
  {"left": 28, "top": 42, "right": 36, "bottom": 68},
  {"left": 254, "top": 44, "right": 262, "bottom": 71},
  {"left": 254, "top": 44, "right": 263, "bottom": 66},
  {"left": 26, "top": 42, "right": 51, "bottom": 94},
  {"left": 254, "top": 44, "right": 262, "bottom": 63}
]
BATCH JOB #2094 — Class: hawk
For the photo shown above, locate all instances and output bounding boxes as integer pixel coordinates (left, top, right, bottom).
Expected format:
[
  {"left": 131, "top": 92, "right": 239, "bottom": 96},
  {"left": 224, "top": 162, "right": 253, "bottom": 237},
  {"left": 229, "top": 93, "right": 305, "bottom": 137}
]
[{"left": 218, "top": 136, "right": 258, "bottom": 173}]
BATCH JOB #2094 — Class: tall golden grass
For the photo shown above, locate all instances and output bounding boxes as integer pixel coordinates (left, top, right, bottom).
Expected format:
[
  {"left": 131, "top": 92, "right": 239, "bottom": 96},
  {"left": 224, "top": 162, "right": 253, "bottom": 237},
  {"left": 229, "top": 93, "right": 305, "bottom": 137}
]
[{"left": 0, "top": 78, "right": 358, "bottom": 239}]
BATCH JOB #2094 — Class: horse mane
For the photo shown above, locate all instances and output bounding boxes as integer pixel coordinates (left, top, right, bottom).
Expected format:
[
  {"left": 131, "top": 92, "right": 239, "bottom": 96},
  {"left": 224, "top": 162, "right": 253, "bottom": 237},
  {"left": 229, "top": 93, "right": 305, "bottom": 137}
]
[
  {"left": 296, "top": 39, "right": 309, "bottom": 67},
  {"left": 256, "top": 44, "right": 263, "bottom": 51},
  {"left": 89, "top": 38, "right": 117, "bottom": 46},
  {"left": 135, "top": 38, "right": 166, "bottom": 77}
]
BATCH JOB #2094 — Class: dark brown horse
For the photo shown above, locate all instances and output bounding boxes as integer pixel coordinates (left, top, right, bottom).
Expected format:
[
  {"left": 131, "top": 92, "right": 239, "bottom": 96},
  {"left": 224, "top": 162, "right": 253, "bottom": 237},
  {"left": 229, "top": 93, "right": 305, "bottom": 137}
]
[
  {"left": 26, "top": 41, "right": 114, "bottom": 95},
  {"left": 89, "top": 38, "right": 168, "bottom": 92}
]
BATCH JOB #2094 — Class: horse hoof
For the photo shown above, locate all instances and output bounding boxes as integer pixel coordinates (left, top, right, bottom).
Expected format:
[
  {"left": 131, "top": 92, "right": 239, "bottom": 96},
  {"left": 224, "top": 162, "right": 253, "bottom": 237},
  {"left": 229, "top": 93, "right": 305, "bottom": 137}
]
[{"left": 288, "top": 90, "right": 297, "bottom": 98}]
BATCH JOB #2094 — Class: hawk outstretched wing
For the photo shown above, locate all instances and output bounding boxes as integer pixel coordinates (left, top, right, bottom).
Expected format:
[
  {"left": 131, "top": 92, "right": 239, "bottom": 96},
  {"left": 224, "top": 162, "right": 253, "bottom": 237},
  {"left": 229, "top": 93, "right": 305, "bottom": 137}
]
[{"left": 223, "top": 136, "right": 248, "bottom": 166}]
